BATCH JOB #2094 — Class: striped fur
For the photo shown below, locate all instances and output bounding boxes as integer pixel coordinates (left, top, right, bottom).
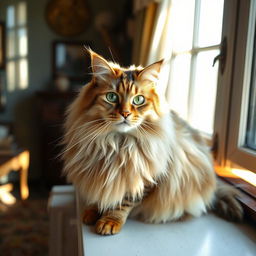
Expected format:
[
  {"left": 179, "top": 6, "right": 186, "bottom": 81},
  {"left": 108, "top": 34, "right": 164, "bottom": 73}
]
[{"left": 62, "top": 50, "right": 242, "bottom": 235}]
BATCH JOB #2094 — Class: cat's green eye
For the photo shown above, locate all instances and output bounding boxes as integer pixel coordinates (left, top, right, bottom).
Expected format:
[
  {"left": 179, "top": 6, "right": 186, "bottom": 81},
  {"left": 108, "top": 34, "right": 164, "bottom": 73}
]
[
  {"left": 133, "top": 95, "right": 145, "bottom": 105},
  {"left": 106, "top": 92, "right": 119, "bottom": 103}
]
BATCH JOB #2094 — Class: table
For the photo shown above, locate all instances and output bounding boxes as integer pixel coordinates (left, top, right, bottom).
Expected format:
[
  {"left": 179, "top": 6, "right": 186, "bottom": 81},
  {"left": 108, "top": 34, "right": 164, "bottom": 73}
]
[{"left": 0, "top": 149, "right": 29, "bottom": 200}]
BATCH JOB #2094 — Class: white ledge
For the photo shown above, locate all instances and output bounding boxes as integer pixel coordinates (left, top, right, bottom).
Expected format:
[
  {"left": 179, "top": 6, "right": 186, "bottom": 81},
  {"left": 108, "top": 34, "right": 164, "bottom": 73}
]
[{"left": 77, "top": 197, "right": 256, "bottom": 256}]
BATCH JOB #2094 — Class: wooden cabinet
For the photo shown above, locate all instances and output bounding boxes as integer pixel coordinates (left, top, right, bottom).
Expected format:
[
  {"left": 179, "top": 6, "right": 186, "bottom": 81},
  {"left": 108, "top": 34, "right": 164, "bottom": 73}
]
[{"left": 37, "top": 91, "right": 77, "bottom": 186}]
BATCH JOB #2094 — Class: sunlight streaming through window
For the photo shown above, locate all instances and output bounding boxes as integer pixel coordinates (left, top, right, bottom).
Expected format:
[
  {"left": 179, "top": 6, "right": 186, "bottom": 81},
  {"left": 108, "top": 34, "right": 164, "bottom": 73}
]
[
  {"left": 7, "top": 61, "right": 16, "bottom": 92},
  {"left": 190, "top": 50, "right": 219, "bottom": 134},
  {"left": 171, "top": 0, "right": 195, "bottom": 53},
  {"left": 231, "top": 169, "right": 256, "bottom": 187},
  {"left": 197, "top": 0, "right": 224, "bottom": 47},
  {"left": 18, "top": 28, "right": 27, "bottom": 56},
  {"left": 167, "top": 0, "right": 224, "bottom": 135},
  {"left": 18, "top": 59, "right": 28, "bottom": 89},
  {"left": 168, "top": 54, "right": 191, "bottom": 120}
]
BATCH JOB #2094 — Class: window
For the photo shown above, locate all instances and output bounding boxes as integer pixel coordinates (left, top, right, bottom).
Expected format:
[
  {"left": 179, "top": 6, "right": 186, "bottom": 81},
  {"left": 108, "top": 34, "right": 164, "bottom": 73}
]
[
  {"left": 166, "top": 0, "right": 224, "bottom": 135},
  {"left": 246, "top": 68, "right": 256, "bottom": 152},
  {"left": 214, "top": 0, "right": 256, "bottom": 194},
  {"left": 6, "top": 1, "right": 28, "bottom": 91},
  {"left": 160, "top": 0, "right": 256, "bottom": 191},
  {"left": 224, "top": 0, "right": 256, "bottom": 174}
]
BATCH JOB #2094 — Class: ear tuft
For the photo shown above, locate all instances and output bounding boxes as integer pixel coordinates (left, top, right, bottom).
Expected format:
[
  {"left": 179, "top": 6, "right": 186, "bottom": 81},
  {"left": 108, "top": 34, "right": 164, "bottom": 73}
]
[
  {"left": 86, "top": 48, "right": 115, "bottom": 82},
  {"left": 138, "top": 59, "right": 164, "bottom": 83}
]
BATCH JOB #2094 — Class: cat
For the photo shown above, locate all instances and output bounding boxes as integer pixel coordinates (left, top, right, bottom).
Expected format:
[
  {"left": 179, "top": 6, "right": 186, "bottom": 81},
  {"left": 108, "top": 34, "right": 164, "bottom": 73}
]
[{"left": 62, "top": 49, "right": 243, "bottom": 235}]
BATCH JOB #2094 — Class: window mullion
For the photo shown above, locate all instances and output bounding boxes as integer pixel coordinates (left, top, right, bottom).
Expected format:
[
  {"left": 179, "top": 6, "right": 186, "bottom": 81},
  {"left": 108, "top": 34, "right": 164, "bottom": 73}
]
[
  {"left": 173, "top": 45, "right": 220, "bottom": 56},
  {"left": 187, "top": 0, "right": 201, "bottom": 124},
  {"left": 192, "top": 44, "right": 220, "bottom": 53},
  {"left": 15, "top": 5, "right": 19, "bottom": 90}
]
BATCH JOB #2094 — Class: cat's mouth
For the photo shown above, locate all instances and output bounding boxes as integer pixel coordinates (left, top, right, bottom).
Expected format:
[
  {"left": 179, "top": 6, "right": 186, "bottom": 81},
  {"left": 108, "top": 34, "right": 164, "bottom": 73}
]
[
  {"left": 114, "top": 120, "right": 134, "bottom": 132},
  {"left": 117, "top": 120, "right": 130, "bottom": 126}
]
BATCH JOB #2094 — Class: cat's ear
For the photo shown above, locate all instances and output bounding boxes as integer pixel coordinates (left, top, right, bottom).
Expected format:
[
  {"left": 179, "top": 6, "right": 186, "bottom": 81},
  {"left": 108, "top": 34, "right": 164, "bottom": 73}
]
[
  {"left": 138, "top": 60, "right": 164, "bottom": 83},
  {"left": 87, "top": 48, "right": 116, "bottom": 82}
]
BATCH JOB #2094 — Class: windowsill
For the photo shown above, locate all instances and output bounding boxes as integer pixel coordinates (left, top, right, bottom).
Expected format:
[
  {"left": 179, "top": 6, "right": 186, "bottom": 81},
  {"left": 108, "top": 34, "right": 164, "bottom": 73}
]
[
  {"left": 215, "top": 167, "right": 256, "bottom": 222},
  {"left": 219, "top": 177, "right": 256, "bottom": 222},
  {"left": 76, "top": 194, "right": 256, "bottom": 256}
]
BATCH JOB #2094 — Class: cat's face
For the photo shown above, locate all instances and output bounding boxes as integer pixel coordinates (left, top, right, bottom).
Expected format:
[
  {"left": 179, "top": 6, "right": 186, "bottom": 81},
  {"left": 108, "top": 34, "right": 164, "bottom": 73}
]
[{"left": 82, "top": 50, "right": 164, "bottom": 134}]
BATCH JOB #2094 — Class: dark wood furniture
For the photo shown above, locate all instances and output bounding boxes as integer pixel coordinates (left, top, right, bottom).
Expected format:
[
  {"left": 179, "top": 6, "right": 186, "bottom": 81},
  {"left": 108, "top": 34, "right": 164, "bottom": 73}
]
[{"left": 37, "top": 91, "right": 77, "bottom": 186}]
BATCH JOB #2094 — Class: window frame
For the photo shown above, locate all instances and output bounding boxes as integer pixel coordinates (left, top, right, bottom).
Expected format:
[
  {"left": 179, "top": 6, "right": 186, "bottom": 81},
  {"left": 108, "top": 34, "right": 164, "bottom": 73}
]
[
  {"left": 226, "top": 0, "right": 256, "bottom": 173},
  {"left": 213, "top": 0, "right": 239, "bottom": 167},
  {"left": 6, "top": 1, "right": 28, "bottom": 91},
  {"left": 214, "top": 0, "right": 256, "bottom": 220},
  {"left": 214, "top": 0, "right": 256, "bottom": 173}
]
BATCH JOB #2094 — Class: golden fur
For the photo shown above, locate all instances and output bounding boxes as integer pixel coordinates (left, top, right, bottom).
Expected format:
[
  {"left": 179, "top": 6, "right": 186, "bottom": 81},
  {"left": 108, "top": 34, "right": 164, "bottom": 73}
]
[{"left": 62, "top": 49, "right": 242, "bottom": 235}]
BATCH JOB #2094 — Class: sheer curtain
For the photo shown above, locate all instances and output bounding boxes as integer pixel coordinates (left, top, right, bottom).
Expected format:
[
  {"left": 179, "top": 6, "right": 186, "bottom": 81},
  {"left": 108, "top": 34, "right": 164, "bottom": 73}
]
[
  {"left": 132, "top": 1, "right": 159, "bottom": 66},
  {"left": 146, "top": 0, "right": 173, "bottom": 64},
  {"left": 133, "top": 0, "right": 173, "bottom": 95}
]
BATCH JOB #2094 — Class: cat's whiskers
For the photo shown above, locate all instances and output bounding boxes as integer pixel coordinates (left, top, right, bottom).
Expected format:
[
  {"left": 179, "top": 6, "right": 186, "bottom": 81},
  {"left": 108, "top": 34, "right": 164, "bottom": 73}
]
[
  {"left": 77, "top": 122, "right": 110, "bottom": 145},
  {"left": 127, "top": 117, "right": 153, "bottom": 136},
  {"left": 86, "top": 122, "right": 112, "bottom": 149},
  {"left": 140, "top": 122, "right": 160, "bottom": 137},
  {"left": 55, "top": 119, "right": 107, "bottom": 151},
  {"left": 62, "top": 121, "right": 110, "bottom": 155},
  {"left": 65, "top": 118, "right": 108, "bottom": 137},
  {"left": 135, "top": 121, "right": 160, "bottom": 139},
  {"left": 136, "top": 125, "right": 149, "bottom": 138},
  {"left": 72, "top": 118, "right": 112, "bottom": 138},
  {"left": 75, "top": 123, "right": 115, "bottom": 177},
  {"left": 63, "top": 122, "right": 112, "bottom": 172},
  {"left": 58, "top": 123, "right": 103, "bottom": 158},
  {"left": 65, "top": 117, "right": 116, "bottom": 153}
]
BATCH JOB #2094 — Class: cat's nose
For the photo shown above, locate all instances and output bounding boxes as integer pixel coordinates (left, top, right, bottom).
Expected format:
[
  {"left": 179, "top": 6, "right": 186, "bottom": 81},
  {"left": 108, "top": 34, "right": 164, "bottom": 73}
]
[{"left": 121, "top": 111, "right": 131, "bottom": 119}]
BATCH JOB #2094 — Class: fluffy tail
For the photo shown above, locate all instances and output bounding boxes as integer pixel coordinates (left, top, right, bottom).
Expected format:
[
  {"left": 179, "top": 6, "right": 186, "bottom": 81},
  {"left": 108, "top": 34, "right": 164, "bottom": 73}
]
[{"left": 212, "top": 183, "right": 243, "bottom": 221}]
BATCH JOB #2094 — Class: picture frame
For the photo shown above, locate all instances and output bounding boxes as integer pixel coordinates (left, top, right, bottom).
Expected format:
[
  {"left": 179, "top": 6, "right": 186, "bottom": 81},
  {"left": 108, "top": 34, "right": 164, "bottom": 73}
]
[
  {"left": 52, "top": 41, "right": 92, "bottom": 83},
  {"left": 0, "top": 22, "right": 5, "bottom": 70}
]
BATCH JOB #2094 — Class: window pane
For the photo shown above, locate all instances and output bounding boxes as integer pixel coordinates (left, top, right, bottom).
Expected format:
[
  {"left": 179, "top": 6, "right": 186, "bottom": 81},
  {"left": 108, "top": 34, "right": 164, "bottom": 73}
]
[
  {"left": 0, "top": 26, "right": 3, "bottom": 64},
  {"left": 18, "top": 28, "right": 28, "bottom": 56},
  {"left": 190, "top": 50, "right": 219, "bottom": 134},
  {"left": 197, "top": 0, "right": 224, "bottom": 47},
  {"left": 245, "top": 39, "right": 256, "bottom": 150},
  {"left": 6, "top": 6, "right": 15, "bottom": 28},
  {"left": 56, "top": 44, "right": 66, "bottom": 68},
  {"left": 17, "top": 2, "right": 26, "bottom": 26},
  {"left": 171, "top": 0, "right": 195, "bottom": 52},
  {"left": 7, "top": 31, "right": 16, "bottom": 58},
  {"left": 167, "top": 53, "right": 191, "bottom": 120},
  {"left": 7, "top": 61, "right": 16, "bottom": 91},
  {"left": 18, "top": 58, "right": 28, "bottom": 89}
]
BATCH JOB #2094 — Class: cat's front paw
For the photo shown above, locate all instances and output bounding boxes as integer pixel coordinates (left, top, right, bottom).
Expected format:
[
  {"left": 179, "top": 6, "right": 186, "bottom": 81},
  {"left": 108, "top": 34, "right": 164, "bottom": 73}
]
[
  {"left": 95, "top": 217, "right": 123, "bottom": 235},
  {"left": 82, "top": 208, "right": 100, "bottom": 225}
]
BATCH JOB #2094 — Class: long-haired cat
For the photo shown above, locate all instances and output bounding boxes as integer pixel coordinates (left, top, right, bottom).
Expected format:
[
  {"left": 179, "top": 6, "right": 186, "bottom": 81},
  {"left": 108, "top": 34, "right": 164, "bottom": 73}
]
[{"left": 62, "top": 49, "right": 243, "bottom": 235}]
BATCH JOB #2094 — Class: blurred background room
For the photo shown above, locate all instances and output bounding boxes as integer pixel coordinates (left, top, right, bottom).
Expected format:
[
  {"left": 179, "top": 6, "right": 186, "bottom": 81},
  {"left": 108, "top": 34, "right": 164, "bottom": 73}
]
[{"left": 0, "top": 0, "right": 134, "bottom": 254}]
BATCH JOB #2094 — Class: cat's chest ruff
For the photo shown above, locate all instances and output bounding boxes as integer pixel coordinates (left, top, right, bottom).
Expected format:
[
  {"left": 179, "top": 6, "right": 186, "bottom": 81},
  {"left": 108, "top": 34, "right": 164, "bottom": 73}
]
[
  {"left": 96, "top": 133, "right": 142, "bottom": 163},
  {"left": 93, "top": 132, "right": 171, "bottom": 181}
]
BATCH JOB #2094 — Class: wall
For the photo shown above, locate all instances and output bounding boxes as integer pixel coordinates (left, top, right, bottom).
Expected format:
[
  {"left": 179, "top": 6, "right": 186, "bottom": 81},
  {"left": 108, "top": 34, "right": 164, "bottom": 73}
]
[{"left": 0, "top": 0, "right": 131, "bottom": 181}]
